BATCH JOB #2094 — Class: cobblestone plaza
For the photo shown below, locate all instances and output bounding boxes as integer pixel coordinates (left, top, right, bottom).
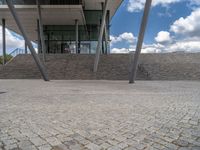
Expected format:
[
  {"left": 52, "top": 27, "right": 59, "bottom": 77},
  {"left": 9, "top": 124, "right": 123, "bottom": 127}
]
[{"left": 0, "top": 80, "right": 200, "bottom": 150}]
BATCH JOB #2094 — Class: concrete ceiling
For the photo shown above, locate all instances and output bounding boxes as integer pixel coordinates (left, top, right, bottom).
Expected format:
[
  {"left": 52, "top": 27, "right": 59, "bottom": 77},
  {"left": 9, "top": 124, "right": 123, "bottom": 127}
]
[
  {"left": 84, "top": 0, "right": 123, "bottom": 19},
  {"left": 0, "top": 5, "right": 86, "bottom": 41}
]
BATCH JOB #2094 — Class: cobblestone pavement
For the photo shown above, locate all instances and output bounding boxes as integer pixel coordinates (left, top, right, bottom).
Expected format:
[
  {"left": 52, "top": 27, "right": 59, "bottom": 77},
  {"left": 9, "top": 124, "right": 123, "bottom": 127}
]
[{"left": 0, "top": 80, "right": 200, "bottom": 150}]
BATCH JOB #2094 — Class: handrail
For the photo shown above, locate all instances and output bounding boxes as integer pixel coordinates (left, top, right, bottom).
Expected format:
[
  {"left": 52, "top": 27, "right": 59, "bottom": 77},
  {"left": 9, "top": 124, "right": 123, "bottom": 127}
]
[
  {"left": 5, "top": 48, "right": 30, "bottom": 64},
  {"left": 9, "top": 48, "right": 26, "bottom": 57}
]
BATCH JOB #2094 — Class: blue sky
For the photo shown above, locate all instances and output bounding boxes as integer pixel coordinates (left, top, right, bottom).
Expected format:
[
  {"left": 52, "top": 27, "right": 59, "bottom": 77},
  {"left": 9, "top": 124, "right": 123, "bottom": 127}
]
[
  {"left": 110, "top": 0, "right": 200, "bottom": 53},
  {"left": 1, "top": 0, "right": 200, "bottom": 54}
]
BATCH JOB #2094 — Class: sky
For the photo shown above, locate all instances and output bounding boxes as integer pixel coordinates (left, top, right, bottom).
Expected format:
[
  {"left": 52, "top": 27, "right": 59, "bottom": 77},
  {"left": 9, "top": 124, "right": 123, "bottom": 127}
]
[
  {"left": 110, "top": 0, "right": 200, "bottom": 53},
  {"left": 1, "top": 0, "right": 200, "bottom": 54}
]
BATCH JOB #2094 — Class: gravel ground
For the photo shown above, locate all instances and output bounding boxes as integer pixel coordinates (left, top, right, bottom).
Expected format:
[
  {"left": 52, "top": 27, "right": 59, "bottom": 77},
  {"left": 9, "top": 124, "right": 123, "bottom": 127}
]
[{"left": 0, "top": 80, "right": 200, "bottom": 150}]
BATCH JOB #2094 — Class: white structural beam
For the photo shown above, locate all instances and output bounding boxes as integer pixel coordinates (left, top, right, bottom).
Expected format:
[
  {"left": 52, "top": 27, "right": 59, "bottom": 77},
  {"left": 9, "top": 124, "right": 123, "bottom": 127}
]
[
  {"left": 93, "top": 0, "right": 109, "bottom": 72},
  {"left": 101, "top": 2, "right": 109, "bottom": 54},
  {"left": 129, "top": 0, "right": 152, "bottom": 83},
  {"left": 2, "top": 19, "right": 6, "bottom": 65},
  {"left": 75, "top": 19, "right": 79, "bottom": 54},
  {"left": 104, "top": 23, "right": 108, "bottom": 54},
  {"left": 5, "top": 0, "right": 49, "bottom": 81},
  {"left": 36, "top": 0, "right": 46, "bottom": 62},
  {"left": 25, "top": 41, "right": 27, "bottom": 54}
]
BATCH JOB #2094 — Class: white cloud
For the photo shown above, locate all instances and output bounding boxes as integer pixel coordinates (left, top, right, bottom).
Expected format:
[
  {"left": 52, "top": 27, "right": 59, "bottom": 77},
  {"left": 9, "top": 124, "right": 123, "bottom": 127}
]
[
  {"left": 111, "top": 40, "right": 200, "bottom": 54},
  {"left": 168, "top": 40, "right": 200, "bottom": 52},
  {"left": 142, "top": 39, "right": 200, "bottom": 53},
  {"left": 127, "top": 0, "right": 181, "bottom": 12},
  {"left": 110, "top": 32, "right": 136, "bottom": 46},
  {"left": 111, "top": 48, "right": 130, "bottom": 53},
  {"left": 141, "top": 43, "right": 164, "bottom": 53},
  {"left": 170, "top": 8, "right": 200, "bottom": 38},
  {"left": 189, "top": 0, "right": 200, "bottom": 7},
  {"left": 0, "top": 26, "right": 24, "bottom": 55},
  {"left": 111, "top": 43, "right": 164, "bottom": 54},
  {"left": 155, "top": 31, "right": 172, "bottom": 43}
]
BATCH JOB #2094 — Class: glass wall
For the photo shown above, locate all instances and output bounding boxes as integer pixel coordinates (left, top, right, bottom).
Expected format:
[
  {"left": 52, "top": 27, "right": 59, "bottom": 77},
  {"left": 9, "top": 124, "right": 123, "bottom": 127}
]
[{"left": 44, "top": 25, "right": 100, "bottom": 54}]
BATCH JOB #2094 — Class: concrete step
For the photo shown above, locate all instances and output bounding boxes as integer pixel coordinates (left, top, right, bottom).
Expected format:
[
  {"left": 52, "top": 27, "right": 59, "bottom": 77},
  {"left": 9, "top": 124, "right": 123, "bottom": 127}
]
[
  {"left": 2, "top": 53, "right": 200, "bottom": 80},
  {"left": 0, "top": 54, "right": 149, "bottom": 80}
]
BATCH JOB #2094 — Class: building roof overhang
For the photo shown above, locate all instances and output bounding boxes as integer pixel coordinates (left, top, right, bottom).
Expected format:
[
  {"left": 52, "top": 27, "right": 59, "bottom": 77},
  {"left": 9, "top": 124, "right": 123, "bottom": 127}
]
[
  {"left": 84, "top": 0, "right": 123, "bottom": 20},
  {"left": 0, "top": 5, "right": 86, "bottom": 41},
  {"left": 0, "top": 0, "right": 123, "bottom": 42}
]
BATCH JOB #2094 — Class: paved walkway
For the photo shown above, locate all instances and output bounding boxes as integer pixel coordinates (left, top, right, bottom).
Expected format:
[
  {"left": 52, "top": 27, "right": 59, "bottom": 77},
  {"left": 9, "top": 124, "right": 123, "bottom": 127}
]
[{"left": 0, "top": 80, "right": 200, "bottom": 150}]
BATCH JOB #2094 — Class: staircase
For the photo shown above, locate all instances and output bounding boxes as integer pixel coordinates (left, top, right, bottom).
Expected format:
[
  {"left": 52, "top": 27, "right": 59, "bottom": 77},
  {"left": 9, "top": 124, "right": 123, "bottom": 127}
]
[
  {"left": 138, "top": 53, "right": 200, "bottom": 80},
  {"left": 0, "top": 54, "right": 149, "bottom": 80},
  {"left": 1, "top": 53, "right": 200, "bottom": 80}
]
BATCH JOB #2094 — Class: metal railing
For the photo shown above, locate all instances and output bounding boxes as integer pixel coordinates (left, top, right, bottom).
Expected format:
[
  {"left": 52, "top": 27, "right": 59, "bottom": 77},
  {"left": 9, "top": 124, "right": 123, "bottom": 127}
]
[
  {"left": 5, "top": 48, "right": 30, "bottom": 64},
  {"left": 9, "top": 48, "right": 27, "bottom": 57},
  {"left": 0, "top": 0, "right": 82, "bottom": 5}
]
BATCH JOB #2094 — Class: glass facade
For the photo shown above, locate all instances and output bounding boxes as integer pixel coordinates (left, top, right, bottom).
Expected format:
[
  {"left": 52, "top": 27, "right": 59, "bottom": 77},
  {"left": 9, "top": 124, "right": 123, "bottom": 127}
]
[
  {"left": 44, "top": 25, "right": 99, "bottom": 54},
  {"left": 43, "top": 10, "right": 110, "bottom": 54}
]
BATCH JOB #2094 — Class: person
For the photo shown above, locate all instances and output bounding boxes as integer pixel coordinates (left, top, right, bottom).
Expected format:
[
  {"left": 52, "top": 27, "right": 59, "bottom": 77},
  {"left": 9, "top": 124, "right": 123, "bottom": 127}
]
[{"left": 64, "top": 43, "right": 71, "bottom": 53}]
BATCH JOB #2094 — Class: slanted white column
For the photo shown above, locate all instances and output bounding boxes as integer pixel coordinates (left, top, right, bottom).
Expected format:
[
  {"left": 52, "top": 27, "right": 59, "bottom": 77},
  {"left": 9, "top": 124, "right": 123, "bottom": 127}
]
[
  {"left": 129, "top": 0, "right": 152, "bottom": 83},
  {"left": 75, "top": 19, "right": 79, "bottom": 54},
  {"left": 93, "top": 0, "right": 109, "bottom": 72},
  {"left": 25, "top": 41, "right": 28, "bottom": 54},
  {"left": 5, "top": 0, "right": 49, "bottom": 81},
  {"left": 101, "top": 2, "right": 108, "bottom": 54},
  {"left": 104, "top": 16, "right": 109, "bottom": 54},
  {"left": 2, "top": 19, "right": 6, "bottom": 65},
  {"left": 36, "top": 0, "right": 46, "bottom": 61}
]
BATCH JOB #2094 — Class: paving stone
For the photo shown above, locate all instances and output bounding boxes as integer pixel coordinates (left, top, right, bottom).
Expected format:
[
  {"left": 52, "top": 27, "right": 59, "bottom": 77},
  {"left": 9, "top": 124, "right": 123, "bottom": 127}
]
[
  {"left": 4, "top": 143, "right": 18, "bottom": 150},
  {"left": 85, "top": 143, "right": 102, "bottom": 150},
  {"left": 69, "top": 143, "right": 84, "bottom": 150},
  {"left": 64, "top": 140, "right": 78, "bottom": 147},
  {"left": 52, "top": 144, "right": 70, "bottom": 150},
  {"left": 107, "top": 145, "right": 122, "bottom": 150},
  {"left": 45, "top": 137, "right": 62, "bottom": 146},
  {"left": 19, "top": 145, "right": 38, "bottom": 150},
  {"left": 190, "top": 146, "right": 200, "bottom": 150},
  {"left": 30, "top": 137, "right": 47, "bottom": 147},
  {"left": 124, "top": 146, "right": 137, "bottom": 150},
  {"left": 116, "top": 142, "right": 129, "bottom": 149},
  {"left": 173, "top": 139, "right": 189, "bottom": 147},
  {"left": 18, "top": 140, "right": 33, "bottom": 148},
  {"left": 38, "top": 144, "right": 52, "bottom": 150},
  {"left": 2, "top": 139, "right": 17, "bottom": 146},
  {"left": 100, "top": 143, "right": 112, "bottom": 149}
]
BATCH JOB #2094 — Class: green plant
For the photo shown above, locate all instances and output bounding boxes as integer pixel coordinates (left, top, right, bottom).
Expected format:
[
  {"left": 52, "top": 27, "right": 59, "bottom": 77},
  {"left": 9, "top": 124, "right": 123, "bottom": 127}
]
[{"left": 0, "top": 54, "right": 13, "bottom": 64}]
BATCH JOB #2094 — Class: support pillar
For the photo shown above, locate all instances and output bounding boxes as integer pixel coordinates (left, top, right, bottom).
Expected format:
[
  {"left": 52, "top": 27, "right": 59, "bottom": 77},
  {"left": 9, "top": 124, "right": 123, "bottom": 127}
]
[
  {"left": 101, "top": 2, "right": 108, "bottom": 54},
  {"left": 129, "top": 0, "right": 152, "bottom": 83},
  {"left": 36, "top": 0, "right": 46, "bottom": 61},
  {"left": 104, "top": 23, "right": 108, "bottom": 54},
  {"left": 5, "top": 0, "right": 49, "bottom": 81},
  {"left": 25, "top": 41, "right": 27, "bottom": 54},
  {"left": 93, "top": 0, "right": 109, "bottom": 72},
  {"left": 37, "top": 19, "right": 42, "bottom": 53},
  {"left": 75, "top": 19, "right": 79, "bottom": 54},
  {"left": 2, "top": 19, "right": 6, "bottom": 65}
]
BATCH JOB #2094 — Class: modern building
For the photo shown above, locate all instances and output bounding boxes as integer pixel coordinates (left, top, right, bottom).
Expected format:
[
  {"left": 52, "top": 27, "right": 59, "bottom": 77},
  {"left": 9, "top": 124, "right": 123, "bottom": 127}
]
[
  {"left": 0, "top": 0, "right": 152, "bottom": 83},
  {"left": 0, "top": 0, "right": 123, "bottom": 54}
]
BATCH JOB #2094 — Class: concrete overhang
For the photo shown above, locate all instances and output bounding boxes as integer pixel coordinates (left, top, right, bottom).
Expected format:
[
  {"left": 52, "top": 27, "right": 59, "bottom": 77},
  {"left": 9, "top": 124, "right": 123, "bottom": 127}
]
[
  {"left": 0, "top": 5, "right": 86, "bottom": 41},
  {"left": 0, "top": 0, "right": 123, "bottom": 42},
  {"left": 84, "top": 0, "right": 123, "bottom": 20}
]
